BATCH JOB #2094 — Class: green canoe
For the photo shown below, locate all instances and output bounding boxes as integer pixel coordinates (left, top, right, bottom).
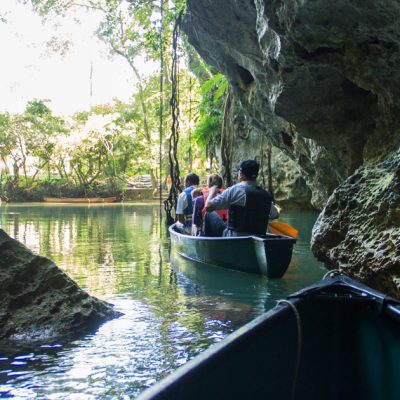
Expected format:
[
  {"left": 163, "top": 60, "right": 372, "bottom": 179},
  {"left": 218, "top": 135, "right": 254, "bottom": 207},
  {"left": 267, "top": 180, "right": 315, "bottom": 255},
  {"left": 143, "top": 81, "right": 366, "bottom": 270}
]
[
  {"left": 169, "top": 223, "right": 296, "bottom": 278},
  {"left": 138, "top": 273, "right": 400, "bottom": 400}
]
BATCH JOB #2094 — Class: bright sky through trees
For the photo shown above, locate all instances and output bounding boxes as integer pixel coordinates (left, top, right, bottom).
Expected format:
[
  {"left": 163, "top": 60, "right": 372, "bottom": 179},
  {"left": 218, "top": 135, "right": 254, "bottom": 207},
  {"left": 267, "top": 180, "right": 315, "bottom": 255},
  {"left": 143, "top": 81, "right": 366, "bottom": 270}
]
[{"left": 0, "top": 0, "right": 156, "bottom": 116}]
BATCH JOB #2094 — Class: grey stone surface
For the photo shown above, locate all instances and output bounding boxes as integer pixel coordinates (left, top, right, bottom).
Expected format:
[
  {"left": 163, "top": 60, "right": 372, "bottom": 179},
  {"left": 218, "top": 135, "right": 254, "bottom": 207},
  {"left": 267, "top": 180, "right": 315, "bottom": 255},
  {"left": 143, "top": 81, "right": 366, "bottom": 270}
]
[
  {"left": 183, "top": 0, "right": 400, "bottom": 295},
  {"left": 219, "top": 94, "right": 312, "bottom": 208},
  {"left": 0, "top": 229, "right": 122, "bottom": 344},
  {"left": 311, "top": 150, "right": 400, "bottom": 297},
  {"left": 183, "top": 0, "right": 400, "bottom": 205}
]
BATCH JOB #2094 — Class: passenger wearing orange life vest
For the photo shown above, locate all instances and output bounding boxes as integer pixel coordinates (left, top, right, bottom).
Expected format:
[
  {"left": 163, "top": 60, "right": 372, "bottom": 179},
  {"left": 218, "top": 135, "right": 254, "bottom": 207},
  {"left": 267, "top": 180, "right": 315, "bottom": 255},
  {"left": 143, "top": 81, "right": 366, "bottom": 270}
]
[{"left": 191, "top": 174, "right": 228, "bottom": 236}]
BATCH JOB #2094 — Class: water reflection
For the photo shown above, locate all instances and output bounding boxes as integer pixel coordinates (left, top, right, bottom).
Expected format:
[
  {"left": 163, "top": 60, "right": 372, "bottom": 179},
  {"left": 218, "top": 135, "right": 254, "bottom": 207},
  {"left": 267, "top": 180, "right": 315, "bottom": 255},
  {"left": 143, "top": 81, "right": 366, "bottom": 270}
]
[{"left": 0, "top": 203, "right": 325, "bottom": 398}]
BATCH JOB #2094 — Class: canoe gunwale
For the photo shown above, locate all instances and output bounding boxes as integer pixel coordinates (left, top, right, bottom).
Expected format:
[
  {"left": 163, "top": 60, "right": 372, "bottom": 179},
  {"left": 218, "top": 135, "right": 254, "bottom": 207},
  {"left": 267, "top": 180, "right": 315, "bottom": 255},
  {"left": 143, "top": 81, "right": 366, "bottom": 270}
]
[
  {"left": 169, "top": 223, "right": 297, "bottom": 243},
  {"left": 138, "top": 300, "right": 298, "bottom": 400},
  {"left": 137, "top": 273, "right": 400, "bottom": 400},
  {"left": 289, "top": 273, "right": 400, "bottom": 320}
]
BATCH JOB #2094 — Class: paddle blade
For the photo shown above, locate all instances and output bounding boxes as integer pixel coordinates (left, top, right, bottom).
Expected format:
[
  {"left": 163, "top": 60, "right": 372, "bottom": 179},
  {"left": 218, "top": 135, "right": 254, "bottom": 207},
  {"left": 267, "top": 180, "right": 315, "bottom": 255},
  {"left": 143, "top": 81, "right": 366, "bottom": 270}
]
[{"left": 268, "top": 221, "right": 299, "bottom": 238}]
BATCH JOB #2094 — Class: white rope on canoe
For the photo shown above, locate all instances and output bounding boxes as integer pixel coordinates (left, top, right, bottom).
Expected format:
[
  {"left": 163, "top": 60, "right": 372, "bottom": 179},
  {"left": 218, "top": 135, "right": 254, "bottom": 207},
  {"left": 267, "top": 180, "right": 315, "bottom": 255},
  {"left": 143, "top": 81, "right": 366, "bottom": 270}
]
[
  {"left": 323, "top": 269, "right": 343, "bottom": 279},
  {"left": 276, "top": 299, "right": 302, "bottom": 400}
]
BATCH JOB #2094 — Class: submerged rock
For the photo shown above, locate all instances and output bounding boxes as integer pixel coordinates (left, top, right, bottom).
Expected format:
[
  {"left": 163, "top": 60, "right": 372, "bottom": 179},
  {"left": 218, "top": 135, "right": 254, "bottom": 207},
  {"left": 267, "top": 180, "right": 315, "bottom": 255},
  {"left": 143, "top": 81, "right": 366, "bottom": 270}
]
[{"left": 0, "top": 229, "right": 122, "bottom": 344}]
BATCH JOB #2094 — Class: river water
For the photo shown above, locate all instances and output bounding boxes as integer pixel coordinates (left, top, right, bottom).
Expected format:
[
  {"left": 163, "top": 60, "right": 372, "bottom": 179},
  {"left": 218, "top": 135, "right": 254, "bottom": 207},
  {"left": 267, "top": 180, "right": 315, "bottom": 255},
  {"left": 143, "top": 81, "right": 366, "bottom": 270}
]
[{"left": 0, "top": 203, "right": 326, "bottom": 399}]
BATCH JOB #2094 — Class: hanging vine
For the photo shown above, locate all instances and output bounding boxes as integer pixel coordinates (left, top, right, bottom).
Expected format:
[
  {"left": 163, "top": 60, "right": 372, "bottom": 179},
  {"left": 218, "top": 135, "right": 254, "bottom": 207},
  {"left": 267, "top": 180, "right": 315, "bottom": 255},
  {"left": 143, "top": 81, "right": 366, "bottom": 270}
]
[
  {"left": 163, "top": 12, "right": 182, "bottom": 225},
  {"left": 220, "top": 88, "right": 234, "bottom": 187},
  {"left": 260, "top": 130, "right": 266, "bottom": 189},
  {"left": 188, "top": 75, "right": 193, "bottom": 170},
  {"left": 260, "top": 130, "right": 274, "bottom": 200},
  {"left": 159, "top": 0, "right": 164, "bottom": 218},
  {"left": 267, "top": 143, "right": 274, "bottom": 202}
]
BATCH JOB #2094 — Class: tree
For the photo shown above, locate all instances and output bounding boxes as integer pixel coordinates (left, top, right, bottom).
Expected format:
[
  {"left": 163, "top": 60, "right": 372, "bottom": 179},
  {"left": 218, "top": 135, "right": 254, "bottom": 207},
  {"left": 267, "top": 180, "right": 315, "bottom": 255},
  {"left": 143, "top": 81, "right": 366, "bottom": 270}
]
[
  {"left": 22, "top": 0, "right": 181, "bottom": 189},
  {"left": 20, "top": 0, "right": 225, "bottom": 189},
  {"left": 23, "top": 99, "right": 67, "bottom": 180}
]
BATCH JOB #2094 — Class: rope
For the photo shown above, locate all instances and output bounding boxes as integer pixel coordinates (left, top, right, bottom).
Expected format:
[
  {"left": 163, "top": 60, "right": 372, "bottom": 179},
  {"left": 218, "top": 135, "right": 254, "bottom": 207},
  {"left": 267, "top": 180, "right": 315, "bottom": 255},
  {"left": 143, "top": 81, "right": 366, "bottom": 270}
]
[
  {"left": 323, "top": 269, "right": 343, "bottom": 279},
  {"left": 276, "top": 299, "right": 302, "bottom": 400},
  {"left": 163, "top": 12, "right": 182, "bottom": 225}
]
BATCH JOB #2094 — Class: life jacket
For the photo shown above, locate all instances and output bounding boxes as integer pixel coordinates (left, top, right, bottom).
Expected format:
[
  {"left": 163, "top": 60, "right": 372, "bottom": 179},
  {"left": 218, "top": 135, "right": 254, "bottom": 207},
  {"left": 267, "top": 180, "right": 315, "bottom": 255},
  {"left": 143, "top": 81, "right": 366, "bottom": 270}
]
[
  {"left": 201, "top": 188, "right": 228, "bottom": 223},
  {"left": 228, "top": 185, "right": 272, "bottom": 235},
  {"left": 183, "top": 186, "right": 195, "bottom": 226}
]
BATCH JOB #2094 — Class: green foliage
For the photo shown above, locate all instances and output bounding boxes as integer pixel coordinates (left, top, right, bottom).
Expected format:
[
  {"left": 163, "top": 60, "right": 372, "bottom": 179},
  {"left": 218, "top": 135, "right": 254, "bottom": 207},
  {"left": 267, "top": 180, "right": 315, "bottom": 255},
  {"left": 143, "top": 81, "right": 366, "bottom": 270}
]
[
  {"left": 73, "top": 111, "right": 89, "bottom": 123},
  {"left": 11, "top": 0, "right": 226, "bottom": 194},
  {"left": 91, "top": 103, "right": 114, "bottom": 115},
  {"left": 25, "top": 99, "right": 51, "bottom": 115},
  {"left": 193, "top": 73, "right": 227, "bottom": 148}
]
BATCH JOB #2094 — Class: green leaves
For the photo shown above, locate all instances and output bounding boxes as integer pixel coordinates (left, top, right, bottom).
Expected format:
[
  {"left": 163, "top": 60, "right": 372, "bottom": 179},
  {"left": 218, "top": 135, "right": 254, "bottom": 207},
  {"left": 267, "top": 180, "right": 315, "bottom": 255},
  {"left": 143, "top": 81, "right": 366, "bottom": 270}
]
[
  {"left": 25, "top": 99, "right": 52, "bottom": 116},
  {"left": 193, "top": 73, "right": 228, "bottom": 148},
  {"left": 15, "top": 0, "right": 229, "bottom": 184}
]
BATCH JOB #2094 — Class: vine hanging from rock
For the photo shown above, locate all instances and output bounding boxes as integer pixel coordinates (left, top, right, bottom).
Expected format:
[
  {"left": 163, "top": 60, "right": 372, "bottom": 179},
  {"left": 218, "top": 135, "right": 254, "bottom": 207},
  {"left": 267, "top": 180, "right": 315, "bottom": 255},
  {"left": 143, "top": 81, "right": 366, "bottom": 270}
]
[
  {"left": 221, "top": 89, "right": 234, "bottom": 187},
  {"left": 164, "top": 12, "right": 182, "bottom": 225}
]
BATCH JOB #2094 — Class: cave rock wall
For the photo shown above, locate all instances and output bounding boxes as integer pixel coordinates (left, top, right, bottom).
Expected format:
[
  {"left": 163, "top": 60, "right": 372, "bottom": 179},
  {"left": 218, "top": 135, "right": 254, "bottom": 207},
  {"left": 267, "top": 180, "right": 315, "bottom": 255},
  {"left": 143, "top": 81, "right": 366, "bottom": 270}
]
[
  {"left": 219, "top": 93, "right": 312, "bottom": 208},
  {"left": 183, "top": 0, "right": 400, "bottom": 206},
  {"left": 183, "top": 0, "right": 400, "bottom": 295}
]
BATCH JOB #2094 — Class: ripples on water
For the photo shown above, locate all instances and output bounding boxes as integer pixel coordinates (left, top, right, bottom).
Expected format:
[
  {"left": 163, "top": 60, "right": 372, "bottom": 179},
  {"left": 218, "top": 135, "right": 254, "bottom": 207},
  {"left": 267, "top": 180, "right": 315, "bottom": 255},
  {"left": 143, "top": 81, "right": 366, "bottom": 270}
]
[{"left": 0, "top": 204, "right": 325, "bottom": 398}]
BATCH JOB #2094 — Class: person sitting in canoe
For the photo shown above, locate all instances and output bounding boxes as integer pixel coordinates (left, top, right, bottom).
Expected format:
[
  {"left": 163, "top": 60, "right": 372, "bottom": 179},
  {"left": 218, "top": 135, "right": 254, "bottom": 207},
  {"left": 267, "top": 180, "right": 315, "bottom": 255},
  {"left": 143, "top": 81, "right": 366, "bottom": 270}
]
[
  {"left": 191, "top": 174, "right": 228, "bottom": 236},
  {"left": 204, "top": 160, "right": 278, "bottom": 237},
  {"left": 176, "top": 173, "right": 200, "bottom": 233}
]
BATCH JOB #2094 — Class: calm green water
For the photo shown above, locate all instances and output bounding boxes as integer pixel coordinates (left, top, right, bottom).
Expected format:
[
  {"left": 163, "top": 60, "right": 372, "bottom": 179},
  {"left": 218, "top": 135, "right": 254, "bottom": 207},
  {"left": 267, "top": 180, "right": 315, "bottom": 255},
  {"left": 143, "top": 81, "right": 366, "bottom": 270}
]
[{"left": 0, "top": 203, "right": 325, "bottom": 399}]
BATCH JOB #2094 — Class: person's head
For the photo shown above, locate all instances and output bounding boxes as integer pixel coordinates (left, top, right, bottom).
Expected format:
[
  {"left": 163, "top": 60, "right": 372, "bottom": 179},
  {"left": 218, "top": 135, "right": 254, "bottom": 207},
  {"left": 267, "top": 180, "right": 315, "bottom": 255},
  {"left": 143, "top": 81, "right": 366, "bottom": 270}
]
[
  {"left": 207, "top": 174, "right": 223, "bottom": 189},
  {"left": 184, "top": 173, "right": 200, "bottom": 188},
  {"left": 238, "top": 160, "right": 259, "bottom": 181}
]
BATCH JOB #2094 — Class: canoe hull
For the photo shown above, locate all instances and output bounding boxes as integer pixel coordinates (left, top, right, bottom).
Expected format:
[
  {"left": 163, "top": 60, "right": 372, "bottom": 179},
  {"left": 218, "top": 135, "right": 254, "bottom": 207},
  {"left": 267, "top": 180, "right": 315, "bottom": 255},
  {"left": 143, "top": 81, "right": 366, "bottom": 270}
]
[
  {"left": 169, "top": 224, "right": 296, "bottom": 278},
  {"left": 43, "top": 197, "right": 117, "bottom": 203},
  {"left": 138, "top": 275, "right": 400, "bottom": 400}
]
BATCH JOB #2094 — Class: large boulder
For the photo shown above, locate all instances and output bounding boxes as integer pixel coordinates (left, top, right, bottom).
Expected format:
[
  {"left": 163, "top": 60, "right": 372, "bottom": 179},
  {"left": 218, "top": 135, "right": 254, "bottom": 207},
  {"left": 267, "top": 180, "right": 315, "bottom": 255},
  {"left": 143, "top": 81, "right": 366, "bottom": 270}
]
[
  {"left": 311, "top": 150, "right": 400, "bottom": 297},
  {"left": 0, "top": 229, "right": 121, "bottom": 344}
]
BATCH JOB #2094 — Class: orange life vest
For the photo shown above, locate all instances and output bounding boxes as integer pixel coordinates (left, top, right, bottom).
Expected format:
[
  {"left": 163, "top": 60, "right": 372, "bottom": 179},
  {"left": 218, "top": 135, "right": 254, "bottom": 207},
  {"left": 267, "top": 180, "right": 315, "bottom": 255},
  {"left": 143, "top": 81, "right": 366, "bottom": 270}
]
[{"left": 201, "top": 188, "right": 228, "bottom": 223}]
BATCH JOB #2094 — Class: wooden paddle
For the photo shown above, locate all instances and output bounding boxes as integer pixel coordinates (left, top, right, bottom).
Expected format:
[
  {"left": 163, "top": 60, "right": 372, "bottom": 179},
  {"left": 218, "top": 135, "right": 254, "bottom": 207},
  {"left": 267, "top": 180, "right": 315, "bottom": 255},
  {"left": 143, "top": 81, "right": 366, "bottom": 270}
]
[{"left": 268, "top": 221, "right": 299, "bottom": 238}]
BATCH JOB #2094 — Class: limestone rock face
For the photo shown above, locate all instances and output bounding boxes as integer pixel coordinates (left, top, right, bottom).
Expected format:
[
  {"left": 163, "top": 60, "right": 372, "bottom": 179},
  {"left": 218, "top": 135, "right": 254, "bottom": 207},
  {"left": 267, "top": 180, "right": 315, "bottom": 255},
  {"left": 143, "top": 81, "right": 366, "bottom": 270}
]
[
  {"left": 0, "top": 229, "right": 121, "bottom": 344},
  {"left": 183, "top": 0, "right": 400, "bottom": 295},
  {"left": 219, "top": 94, "right": 312, "bottom": 208},
  {"left": 311, "top": 150, "right": 400, "bottom": 297},
  {"left": 182, "top": 0, "right": 400, "bottom": 207}
]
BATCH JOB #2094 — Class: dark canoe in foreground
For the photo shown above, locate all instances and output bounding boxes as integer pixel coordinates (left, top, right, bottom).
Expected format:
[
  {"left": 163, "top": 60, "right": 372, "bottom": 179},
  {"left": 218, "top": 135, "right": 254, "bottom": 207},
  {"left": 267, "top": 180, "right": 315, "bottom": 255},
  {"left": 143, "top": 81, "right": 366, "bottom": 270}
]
[
  {"left": 169, "top": 223, "right": 296, "bottom": 278},
  {"left": 138, "top": 274, "right": 400, "bottom": 400},
  {"left": 43, "top": 196, "right": 117, "bottom": 203}
]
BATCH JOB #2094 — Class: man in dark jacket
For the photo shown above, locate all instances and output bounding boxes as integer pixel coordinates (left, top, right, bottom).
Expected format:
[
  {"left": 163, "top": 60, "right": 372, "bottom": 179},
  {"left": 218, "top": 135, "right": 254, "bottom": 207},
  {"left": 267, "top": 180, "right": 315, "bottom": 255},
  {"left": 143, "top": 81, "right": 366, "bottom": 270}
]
[{"left": 204, "top": 160, "right": 276, "bottom": 237}]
